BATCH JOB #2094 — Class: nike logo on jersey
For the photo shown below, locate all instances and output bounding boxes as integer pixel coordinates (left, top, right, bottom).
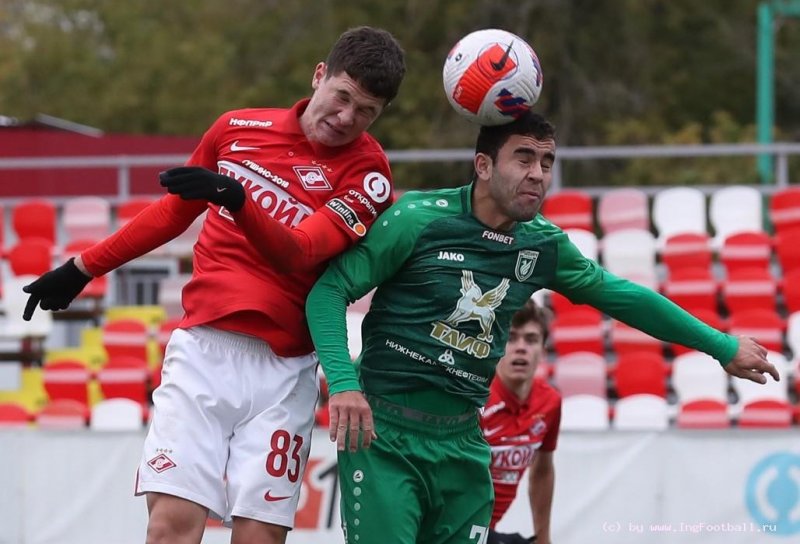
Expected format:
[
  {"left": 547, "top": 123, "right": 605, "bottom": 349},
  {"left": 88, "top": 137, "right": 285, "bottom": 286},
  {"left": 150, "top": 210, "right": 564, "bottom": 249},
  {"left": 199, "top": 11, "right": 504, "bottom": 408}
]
[
  {"left": 264, "top": 490, "right": 292, "bottom": 502},
  {"left": 216, "top": 187, "right": 227, "bottom": 192},
  {"left": 484, "top": 425, "right": 505, "bottom": 437},
  {"left": 230, "top": 140, "right": 259, "bottom": 152},
  {"left": 491, "top": 42, "right": 514, "bottom": 71}
]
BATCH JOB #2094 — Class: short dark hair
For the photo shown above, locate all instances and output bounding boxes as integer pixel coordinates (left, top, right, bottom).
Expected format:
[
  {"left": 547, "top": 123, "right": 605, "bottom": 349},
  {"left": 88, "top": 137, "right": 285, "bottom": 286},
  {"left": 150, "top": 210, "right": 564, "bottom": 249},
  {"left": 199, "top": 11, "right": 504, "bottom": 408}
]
[
  {"left": 509, "top": 298, "right": 549, "bottom": 344},
  {"left": 475, "top": 111, "right": 556, "bottom": 162},
  {"left": 325, "top": 26, "right": 406, "bottom": 104}
]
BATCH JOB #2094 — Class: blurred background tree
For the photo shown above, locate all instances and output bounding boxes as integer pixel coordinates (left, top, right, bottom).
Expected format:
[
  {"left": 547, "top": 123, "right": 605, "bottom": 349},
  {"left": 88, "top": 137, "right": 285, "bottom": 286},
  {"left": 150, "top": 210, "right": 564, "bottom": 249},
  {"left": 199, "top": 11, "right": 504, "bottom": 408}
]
[{"left": 0, "top": 0, "right": 797, "bottom": 188}]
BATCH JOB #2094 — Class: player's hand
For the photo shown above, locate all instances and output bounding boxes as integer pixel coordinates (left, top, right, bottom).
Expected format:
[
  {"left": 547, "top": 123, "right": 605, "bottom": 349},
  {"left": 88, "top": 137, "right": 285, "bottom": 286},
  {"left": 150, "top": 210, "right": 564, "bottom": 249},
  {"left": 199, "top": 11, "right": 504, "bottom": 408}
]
[
  {"left": 159, "top": 166, "right": 245, "bottom": 212},
  {"left": 328, "top": 391, "right": 377, "bottom": 452},
  {"left": 724, "top": 336, "right": 780, "bottom": 384},
  {"left": 22, "top": 258, "right": 92, "bottom": 321}
]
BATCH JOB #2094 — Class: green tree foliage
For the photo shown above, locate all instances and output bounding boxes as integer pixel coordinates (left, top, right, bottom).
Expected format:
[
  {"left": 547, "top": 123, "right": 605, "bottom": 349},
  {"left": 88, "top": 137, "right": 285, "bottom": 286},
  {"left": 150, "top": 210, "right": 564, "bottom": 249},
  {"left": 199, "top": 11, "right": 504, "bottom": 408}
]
[{"left": 0, "top": 0, "right": 798, "bottom": 188}]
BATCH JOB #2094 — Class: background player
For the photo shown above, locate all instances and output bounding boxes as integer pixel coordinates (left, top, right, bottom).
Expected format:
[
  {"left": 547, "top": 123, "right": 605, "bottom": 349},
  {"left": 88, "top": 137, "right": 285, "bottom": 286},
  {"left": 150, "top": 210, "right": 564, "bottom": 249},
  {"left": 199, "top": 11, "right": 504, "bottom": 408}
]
[
  {"left": 22, "top": 26, "right": 405, "bottom": 544},
  {"left": 483, "top": 300, "right": 559, "bottom": 544},
  {"left": 305, "top": 111, "right": 779, "bottom": 544}
]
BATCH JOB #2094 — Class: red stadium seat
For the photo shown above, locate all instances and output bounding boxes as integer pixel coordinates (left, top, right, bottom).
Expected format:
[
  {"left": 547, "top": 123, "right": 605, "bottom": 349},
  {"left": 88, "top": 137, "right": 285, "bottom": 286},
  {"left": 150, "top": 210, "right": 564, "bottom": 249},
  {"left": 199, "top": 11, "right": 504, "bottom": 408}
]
[
  {"left": 597, "top": 188, "right": 649, "bottom": 235},
  {"left": 550, "top": 308, "right": 605, "bottom": 356},
  {"left": 611, "top": 351, "right": 669, "bottom": 399},
  {"left": 63, "top": 239, "right": 108, "bottom": 299},
  {"left": 11, "top": 199, "right": 57, "bottom": 245},
  {"left": 782, "top": 269, "right": 800, "bottom": 315},
  {"left": 738, "top": 399, "right": 793, "bottom": 428},
  {"left": 116, "top": 197, "right": 156, "bottom": 228},
  {"left": 661, "top": 233, "right": 713, "bottom": 274},
  {"left": 775, "top": 228, "right": 800, "bottom": 274},
  {"left": 36, "top": 399, "right": 89, "bottom": 429},
  {"left": 6, "top": 237, "right": 53, "bottom": 277},
  {"left": 728, "top": 309, "right": 785, "bottom": 353},
  {"left": 662, "top": 267, "right": 718, "bottom": 315},
  {"left": 156, "top": 317, "right": 181, "bottom": 357},
  {"left": 769, "top": 186, "right": 800, "bottom": 235},
  {"left": 42, "top": 359, "right": 91, "bottom": 405},
  {"left": 609, "top": 320, "right": 663, "bottom": 356},
  {"left": 62, "top": 196, "right": 111, "bottom": 243},
  {"left": 719, "top": 231, "right": 773, "bottom": 274},
  {"left": 96, "top": 356, "right": 150, "bottom": 404},
  {"left": 721, "top": 268, "right": 778, "bottom": 314},
  {"left": 541, "top": 190, "right": 594, "bottom": 231},
  {"left": 552, "top": 351, "right": 607, "bottom": 399},
  {"left": 0, "top": 401, "right": 32, "bottom": 427},
  {"left": 102, "top": 318, "right": 150, "bottom": 360},
  {"left": 676, "top": 399, "right": 731, "bottom": 429}
]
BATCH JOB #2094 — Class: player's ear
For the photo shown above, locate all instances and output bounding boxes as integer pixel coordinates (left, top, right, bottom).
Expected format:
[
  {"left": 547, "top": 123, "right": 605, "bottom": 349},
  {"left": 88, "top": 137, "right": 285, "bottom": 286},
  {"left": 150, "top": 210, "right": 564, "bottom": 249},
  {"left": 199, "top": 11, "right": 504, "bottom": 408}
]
[
  {"left": 474, "top": 152, "right": 492, "bottom": 182},
  {"left": 311, "top": 62, "right": 327, "bottom": 89}
]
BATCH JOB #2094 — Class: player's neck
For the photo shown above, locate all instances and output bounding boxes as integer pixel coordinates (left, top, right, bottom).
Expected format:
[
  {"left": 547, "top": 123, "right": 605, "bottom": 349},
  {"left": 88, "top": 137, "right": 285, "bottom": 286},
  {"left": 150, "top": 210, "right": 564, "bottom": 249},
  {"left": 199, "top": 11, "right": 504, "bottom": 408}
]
[
  {"left": 471, "top": 182, "right": 516, "bottom": 231},
  {"left": 500, "top": 375, "right": 532, "bottom": 402}
]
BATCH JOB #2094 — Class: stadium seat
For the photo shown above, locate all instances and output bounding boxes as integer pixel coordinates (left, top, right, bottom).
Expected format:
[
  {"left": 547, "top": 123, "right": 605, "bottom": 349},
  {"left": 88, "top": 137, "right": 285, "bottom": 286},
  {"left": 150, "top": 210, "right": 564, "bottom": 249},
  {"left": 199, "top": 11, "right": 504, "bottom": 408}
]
[
  {"left": 612, "top": 394, "right": 670, "bottom": 430},
  {"left": 612, "top": 351, "right": 669, "bottom": 399},
  {"left": 671, "top": 351, "right": 729, "bottom": 404},
  {"left": 63, "top": 239, "right": 108, "bottom": 300},
  {"left": 90, "top": 398, "right": 146, "bottom": 431},
  {"left": 42, "top": 359, "right": 91, "bottom": 405},
  {"left": 661, "top": 267, "right": 718, "bottom": 314},
  {"left": 552, "top": 351, "right": 607, "bottom": 399},
  {"left": 541, "top": 190, "right": 594, "bottom": 231},
  {"left": 661, "top": 233, "right": 713, "bottom": 275},
  {"left": 775, "top": 228, "right": 800, "bottom": 274},
  {"left": 652, "top": 187, "right": 706, "bottom": 246},
  {"left": 671, "top": 308, "right": 727, "bottom": 356},
  {"left": 550, "top": 308, "right": 605, "bottom": 356},
  {"left": 11, "top": 199, "right": 57, "bottom": 245},
  {"left": 597, "top": 188, "right": 649, "bottom": 235},
  {"left": 62, "top": 196, "right": 111, "bottom": 243},
  {"left": 769, "top": 186, "right": 800, "bottom": 235},
  {"left": 547, "top": 291, "right": 602, "bottom": 319},
  {"left": 709, "top": 186, "right": 764, "bottom": 247},
  {"left": 609, "top": 320, "right": 663, "bottom": 356},
  {"left": 560, "top": 394, "right": 610, "bottom": 431},
  {"left": 0, "top": 401, "right": 32, "bottom": 426},
  {"left": 728, "top": 309, "right": 785, "bottom": 353},
  {"left": 116, "top": 198, "right": 157, "bottom": 228},
  {"left": 718, "top": 231, "right": 773, "bottom": 274},
  {"left": 96, "top": 356, "right": 150, "bottom": 404},
  {"left": 102, "top": 318, "right": 150, "bottom": 360},
  {"left": 782, "top": 270, "right": 800, "bottom": 315},
  {"left": 35, "top": 399, "right": 89, "bottom": 429},
  {"left": 104, "top": 305, "right": 166, "bottom": 329},
  {"left": 6, "top": 237, "right": 53, "bottom": 276},
  {"left": 1, "top": 275, "right": 54, "bottom": 341},
  {"left": 156, "top": 317, "right": 181, "bottom": 357},
  {"left": 785, "top": 312, "right": 800, "bottom": 361},
  {"left": 564, "top": 228, "right": 599, "bottom": 261},
  {"left": 601, "top": 228, "right": 658, "bottom": 289},
  {"left": 157, "top": 273, "right": 191, "bottom": 319},
  {"left": 732, "top": 351, "right": 789, "bottom": 406},
  {"left": 737, "top": 399, "right": 793, "bottom": 428},
  {"left": 721, "top": 268, "right": 778, "bottom": 315},
  {"left": 675, "top": 399, "right": 731, "bottom": 429}
]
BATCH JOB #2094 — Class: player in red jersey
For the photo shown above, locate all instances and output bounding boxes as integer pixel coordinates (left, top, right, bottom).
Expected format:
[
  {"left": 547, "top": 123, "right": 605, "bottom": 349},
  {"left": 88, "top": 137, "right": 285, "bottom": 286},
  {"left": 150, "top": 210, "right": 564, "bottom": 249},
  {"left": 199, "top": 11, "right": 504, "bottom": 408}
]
[
  {"left": 22, "top": 26, "right": 405, "bottom": 544},
  {"left": 482, "top": 300, "right": 561, "bottom": 544}
]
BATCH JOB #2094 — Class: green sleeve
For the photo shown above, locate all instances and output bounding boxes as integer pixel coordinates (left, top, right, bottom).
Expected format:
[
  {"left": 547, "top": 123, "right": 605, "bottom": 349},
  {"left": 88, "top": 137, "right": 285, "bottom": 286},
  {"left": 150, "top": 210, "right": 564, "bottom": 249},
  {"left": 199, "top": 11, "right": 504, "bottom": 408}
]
[
  {"left": 306, "top": 199, "right": 423, "bottom": 394},
  {"left": 549, "top": 232, "right": 739, "bottom": 365}
]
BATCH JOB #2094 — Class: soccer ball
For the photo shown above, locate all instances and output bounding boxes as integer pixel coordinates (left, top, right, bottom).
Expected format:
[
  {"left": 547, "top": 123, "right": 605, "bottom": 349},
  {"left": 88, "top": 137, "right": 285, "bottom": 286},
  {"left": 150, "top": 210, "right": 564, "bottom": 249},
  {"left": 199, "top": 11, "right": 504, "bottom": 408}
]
[{"left": 442, "top": 29, "right": 543, "bottom": 126}]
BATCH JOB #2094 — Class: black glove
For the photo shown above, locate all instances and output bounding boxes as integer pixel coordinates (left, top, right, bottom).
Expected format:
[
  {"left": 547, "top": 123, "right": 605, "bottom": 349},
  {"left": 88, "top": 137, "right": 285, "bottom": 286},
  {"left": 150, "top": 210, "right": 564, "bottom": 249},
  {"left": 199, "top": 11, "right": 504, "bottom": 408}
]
[
  {"left": 159, "top": 166, "right": 245, "bottom": 212},
  {"left": 22, "top": 258, "right": 92, "bottom": 320},
  {"left": 487, "top": 529, "right": 533, "bottom": 544}
]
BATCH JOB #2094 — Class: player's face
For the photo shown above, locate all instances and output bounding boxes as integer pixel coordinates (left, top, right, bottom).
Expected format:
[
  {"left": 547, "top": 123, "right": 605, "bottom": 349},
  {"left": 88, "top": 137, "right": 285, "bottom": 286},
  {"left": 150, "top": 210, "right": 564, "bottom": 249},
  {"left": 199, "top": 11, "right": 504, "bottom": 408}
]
[
  {"left": 487, "top": 134, "right": 555, "bottom": 225},
  {"left": 496, "top": 320, "right": 544, "bottom": 386},
  {"left": 302, "top": 62, "right": 386, "bottom": 147}
]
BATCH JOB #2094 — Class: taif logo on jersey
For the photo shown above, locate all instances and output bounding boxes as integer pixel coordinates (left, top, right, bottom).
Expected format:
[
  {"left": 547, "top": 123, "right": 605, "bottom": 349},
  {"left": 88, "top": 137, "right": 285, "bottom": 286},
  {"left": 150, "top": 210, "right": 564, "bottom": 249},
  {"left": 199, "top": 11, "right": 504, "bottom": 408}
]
[
  {"left": 326, "top": 198, "right": 367, "bottom": 237},
  {"left": 294, "top": 166, "right": 331, "bottom": 190},
  {"left": 430, "top": 270, "right": 510, "bottom": 358},
  {"left": 515, "top": 250, "right": 539, "bottom": 282}
]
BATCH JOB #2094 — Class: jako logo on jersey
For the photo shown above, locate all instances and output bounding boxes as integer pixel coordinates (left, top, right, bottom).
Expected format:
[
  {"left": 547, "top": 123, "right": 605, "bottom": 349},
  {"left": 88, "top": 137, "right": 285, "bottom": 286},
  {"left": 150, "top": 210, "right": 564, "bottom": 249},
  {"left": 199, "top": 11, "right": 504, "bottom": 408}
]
[
  {"left": 438, "top": 251, "right": 464, "bottom": 262},
  {"left": 147, "top": 453, "right": 176, "bottom": 473},
  {"left": 293, "top": 166, "right": 331, "bottom": 190},
  {"left": 326, "top": 198, "right": 367, "bottom": 237},
  {"left": 363, "top": 172, "right": 391, "bottom": 203},
  {"left": 218, "top": 161, "right": 311, "bottom": 227},
  {"left": 515, "top": 250, "right": 539, "bottom": 282},
  {"left": 430, "top": 270, "right": 510, "bottom": 358},
  {"left": 482, "top": 230, "right": 515, "bottom": 245},
  {"left": 229, "top": 117, "right": 273, "bottom": 128}
]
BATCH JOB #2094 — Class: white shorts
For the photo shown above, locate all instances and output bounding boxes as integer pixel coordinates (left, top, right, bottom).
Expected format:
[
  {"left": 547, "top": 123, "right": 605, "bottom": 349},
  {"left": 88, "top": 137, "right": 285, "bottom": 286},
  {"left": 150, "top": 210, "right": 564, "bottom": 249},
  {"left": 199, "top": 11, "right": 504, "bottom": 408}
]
[{"left": 135, "top": 326, "right": 319, "bottom": 528}]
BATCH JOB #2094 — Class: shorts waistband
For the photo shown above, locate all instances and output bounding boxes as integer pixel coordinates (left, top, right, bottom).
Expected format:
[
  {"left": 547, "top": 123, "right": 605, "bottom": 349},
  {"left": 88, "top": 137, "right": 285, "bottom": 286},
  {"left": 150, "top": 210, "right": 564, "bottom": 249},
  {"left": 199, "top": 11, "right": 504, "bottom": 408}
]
[
  {"left": 368, "top": 395, "right": 479, "bottom": 436},
  {"left": 188, "top": 325, "right": 275, "bottom": 356}
]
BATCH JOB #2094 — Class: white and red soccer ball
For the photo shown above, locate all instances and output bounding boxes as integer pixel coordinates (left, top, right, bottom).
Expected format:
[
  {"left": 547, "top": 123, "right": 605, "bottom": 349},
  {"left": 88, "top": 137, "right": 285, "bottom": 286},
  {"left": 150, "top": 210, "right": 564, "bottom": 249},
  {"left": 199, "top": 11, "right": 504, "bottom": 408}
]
[{"left": 443, "top": 28, "right": 543, "bottom": 126}]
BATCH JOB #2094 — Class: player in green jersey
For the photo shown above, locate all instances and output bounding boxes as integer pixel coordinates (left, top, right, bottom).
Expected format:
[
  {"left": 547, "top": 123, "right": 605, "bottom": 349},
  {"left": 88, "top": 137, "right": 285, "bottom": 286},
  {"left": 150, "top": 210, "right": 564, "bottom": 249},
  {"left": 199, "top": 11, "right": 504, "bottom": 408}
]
[{"left": 306, "top": 112, "right": 779, "bottom": 544}]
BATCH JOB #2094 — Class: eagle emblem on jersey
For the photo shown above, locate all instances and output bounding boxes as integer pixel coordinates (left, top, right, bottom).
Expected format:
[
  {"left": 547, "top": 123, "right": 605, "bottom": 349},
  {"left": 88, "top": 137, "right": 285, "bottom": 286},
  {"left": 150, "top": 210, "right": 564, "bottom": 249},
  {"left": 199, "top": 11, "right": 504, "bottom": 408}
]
[
  {"left": 444, "top": 270, "right": 510, "bottom": 342},
  {"left": 515, "top": 250, "right": 539, "bottom": 282}
]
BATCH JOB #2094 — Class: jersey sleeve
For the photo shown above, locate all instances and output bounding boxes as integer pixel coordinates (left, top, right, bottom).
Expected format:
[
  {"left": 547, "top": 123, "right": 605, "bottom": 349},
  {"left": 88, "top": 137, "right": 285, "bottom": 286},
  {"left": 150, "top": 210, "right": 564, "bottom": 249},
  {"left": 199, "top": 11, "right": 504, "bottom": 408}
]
[
  {"left": 317, "top": 151, "right": 394, "bottom": 242},
  {"left": 540, "top": 397, "right": 561, "bottom": 452},
  {"left": 306, "top": 196, "right": 427, "bottom": 394},
  {"left": 548, "top": 229, "right": 738, "bottom": 365}
]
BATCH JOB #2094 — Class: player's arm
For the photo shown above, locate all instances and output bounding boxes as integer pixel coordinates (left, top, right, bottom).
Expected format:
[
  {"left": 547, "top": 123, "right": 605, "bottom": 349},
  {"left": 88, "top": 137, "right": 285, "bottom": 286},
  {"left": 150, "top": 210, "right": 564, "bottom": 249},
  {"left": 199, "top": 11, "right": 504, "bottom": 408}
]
[
  {"left": 529, "top": 450, "right": 554, "bottom": 544},
  {"left": 550, "top": 233, "right": 779, "bottom": 383},
  {"left": 307, "top": 198, "right": 420, "bottom": 451}
]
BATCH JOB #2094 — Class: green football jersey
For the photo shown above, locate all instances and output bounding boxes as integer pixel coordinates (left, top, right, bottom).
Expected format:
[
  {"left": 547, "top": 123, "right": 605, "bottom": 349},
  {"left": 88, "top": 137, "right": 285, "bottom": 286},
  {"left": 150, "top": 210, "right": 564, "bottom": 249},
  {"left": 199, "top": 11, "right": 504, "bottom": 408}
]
[{"left": 307, "top": 184, "right": 737, "bottom": 409}]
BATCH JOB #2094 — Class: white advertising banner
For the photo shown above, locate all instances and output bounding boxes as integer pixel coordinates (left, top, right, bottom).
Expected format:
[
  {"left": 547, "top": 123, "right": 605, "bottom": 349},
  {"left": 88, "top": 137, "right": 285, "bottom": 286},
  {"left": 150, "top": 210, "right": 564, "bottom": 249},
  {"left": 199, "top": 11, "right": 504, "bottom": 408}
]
[{"left": 0, "top": 429, "right": 797, "bottom": 544}]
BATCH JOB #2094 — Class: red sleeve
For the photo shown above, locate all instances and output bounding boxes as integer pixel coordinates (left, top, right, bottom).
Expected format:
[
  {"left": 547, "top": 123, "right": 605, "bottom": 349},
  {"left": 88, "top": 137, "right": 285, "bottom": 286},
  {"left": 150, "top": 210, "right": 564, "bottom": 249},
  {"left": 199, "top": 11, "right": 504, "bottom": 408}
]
[
  {"left": 540, "top": 396, "right": 562, "bottom": 452},
  {"left": 81, "top": 195, "right": 206, "bottom": 276},
  {"left": 231, "top": 199, "right": 351, "bottom": 273}
]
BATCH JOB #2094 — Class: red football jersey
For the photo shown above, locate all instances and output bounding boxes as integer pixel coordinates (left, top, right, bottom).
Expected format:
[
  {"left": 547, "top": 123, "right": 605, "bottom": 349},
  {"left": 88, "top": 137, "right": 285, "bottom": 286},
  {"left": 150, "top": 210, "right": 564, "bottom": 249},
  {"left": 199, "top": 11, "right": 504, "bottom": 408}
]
[
  {"left": 83, "top": 99, "right": 393, "bottom": 356},
  {"left": 481, "top": 377, "right": 562, "bottom": 527}
]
